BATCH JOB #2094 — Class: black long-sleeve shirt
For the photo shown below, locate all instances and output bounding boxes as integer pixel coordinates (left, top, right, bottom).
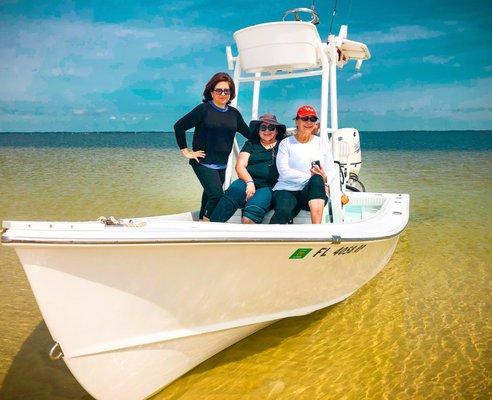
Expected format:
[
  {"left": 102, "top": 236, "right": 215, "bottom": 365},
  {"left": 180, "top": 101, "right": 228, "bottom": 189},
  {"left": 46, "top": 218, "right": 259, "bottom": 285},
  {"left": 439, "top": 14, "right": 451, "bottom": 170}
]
[{"left": 173, "top": 102, "right": 251, "bottom": 165}]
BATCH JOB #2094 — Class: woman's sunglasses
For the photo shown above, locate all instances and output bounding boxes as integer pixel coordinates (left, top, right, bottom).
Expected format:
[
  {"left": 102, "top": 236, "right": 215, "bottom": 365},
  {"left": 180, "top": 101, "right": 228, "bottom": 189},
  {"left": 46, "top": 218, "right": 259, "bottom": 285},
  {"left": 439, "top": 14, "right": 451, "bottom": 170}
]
[
  {"left": 213, "top": 88, "right": 231, "bottom": 95},
  {"left": 297, "top": 116, "right": 318, "bottom": 122},
  {"left": 259, "top": 124, "right": 277, "bottom": 132}
]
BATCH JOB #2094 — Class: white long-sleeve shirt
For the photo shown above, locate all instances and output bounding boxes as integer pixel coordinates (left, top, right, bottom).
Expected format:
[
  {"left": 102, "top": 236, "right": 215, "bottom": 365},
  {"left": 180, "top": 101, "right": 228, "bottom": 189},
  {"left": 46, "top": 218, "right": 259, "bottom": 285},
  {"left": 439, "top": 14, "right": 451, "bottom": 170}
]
[{"left": 273, "top": 134, "right": 338, "bottom": 192}]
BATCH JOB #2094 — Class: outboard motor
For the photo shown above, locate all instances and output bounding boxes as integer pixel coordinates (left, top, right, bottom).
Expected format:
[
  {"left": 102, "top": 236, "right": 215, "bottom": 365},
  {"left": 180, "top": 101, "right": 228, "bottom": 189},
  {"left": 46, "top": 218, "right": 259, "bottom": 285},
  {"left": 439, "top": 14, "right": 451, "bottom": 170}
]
[{"left": 337, "top": 128, "right": 366, "bottom": 192}]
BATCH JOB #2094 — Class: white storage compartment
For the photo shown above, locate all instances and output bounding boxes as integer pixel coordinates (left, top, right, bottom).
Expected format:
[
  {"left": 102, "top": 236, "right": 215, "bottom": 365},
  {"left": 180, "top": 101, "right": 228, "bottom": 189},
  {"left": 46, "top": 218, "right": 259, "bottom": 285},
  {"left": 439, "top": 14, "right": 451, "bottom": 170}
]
[{"left": 233, "top": 22, "right": 322, "bottom": 73}]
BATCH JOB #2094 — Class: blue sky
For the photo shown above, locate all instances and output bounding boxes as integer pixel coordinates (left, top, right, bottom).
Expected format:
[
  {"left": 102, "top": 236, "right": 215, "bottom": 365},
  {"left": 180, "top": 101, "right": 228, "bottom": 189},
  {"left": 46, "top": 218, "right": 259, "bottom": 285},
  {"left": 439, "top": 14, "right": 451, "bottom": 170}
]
[{"left": 0, "top": 0, "right": 491, "bottom": 131}]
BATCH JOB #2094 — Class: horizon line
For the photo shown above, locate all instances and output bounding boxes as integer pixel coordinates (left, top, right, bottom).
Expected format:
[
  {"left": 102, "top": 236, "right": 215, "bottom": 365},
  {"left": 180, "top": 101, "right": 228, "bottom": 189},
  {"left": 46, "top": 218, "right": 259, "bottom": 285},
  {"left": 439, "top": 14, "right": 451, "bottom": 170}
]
[{"left": 0, "top": 129, "right": 491, "bottom": 134}]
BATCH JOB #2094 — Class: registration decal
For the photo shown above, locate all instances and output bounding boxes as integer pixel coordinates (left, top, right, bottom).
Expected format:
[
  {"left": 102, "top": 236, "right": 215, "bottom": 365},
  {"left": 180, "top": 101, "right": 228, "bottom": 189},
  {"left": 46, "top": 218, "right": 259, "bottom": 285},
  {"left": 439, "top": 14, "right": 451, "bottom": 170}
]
[
  {"left": 289, "top": 244, "right": 367, "bottom": 259},
  {"left": 289, "top": 248, "right": 313, "bottom": 259}
]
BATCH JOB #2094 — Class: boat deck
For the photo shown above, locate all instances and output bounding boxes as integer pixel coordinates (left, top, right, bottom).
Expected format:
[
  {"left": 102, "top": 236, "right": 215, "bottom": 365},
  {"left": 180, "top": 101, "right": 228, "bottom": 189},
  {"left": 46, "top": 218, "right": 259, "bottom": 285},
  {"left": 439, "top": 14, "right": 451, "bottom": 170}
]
[{"left": 1, "top": 192, "right": 409, "bottom": 244}]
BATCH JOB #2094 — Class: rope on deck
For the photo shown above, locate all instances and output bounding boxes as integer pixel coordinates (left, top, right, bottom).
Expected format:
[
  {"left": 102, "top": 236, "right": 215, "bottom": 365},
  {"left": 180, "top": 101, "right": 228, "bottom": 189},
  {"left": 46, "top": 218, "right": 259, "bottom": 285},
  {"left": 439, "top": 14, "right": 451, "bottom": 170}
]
[{"left": 97, "top": 216, "right": 146, "bottom": 227}]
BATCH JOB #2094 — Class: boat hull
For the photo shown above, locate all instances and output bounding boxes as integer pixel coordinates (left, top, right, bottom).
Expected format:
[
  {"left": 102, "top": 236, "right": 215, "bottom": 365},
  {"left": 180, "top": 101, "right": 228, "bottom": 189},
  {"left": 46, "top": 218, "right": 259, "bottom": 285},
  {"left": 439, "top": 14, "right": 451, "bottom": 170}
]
[{"left": 13, "top": 236, "right": 399, "bottom": 399}]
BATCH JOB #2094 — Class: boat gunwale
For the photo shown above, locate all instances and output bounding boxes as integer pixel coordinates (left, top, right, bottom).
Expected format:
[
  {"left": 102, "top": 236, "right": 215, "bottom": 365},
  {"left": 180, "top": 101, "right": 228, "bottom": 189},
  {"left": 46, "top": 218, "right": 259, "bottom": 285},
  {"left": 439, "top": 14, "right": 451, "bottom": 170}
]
[
  {"left": 1, "top": 225, "right": 407, "bottom": 245},
  {"left": 1, "top": 193, "right": 409, "bottom": 245}
]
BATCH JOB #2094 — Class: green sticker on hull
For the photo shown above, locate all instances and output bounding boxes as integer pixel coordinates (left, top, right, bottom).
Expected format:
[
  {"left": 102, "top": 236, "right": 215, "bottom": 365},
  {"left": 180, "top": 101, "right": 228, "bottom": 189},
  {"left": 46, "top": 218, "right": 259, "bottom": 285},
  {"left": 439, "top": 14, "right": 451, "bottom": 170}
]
[{"left": 289, "top": 248, "right": 312, "bottom": 259}]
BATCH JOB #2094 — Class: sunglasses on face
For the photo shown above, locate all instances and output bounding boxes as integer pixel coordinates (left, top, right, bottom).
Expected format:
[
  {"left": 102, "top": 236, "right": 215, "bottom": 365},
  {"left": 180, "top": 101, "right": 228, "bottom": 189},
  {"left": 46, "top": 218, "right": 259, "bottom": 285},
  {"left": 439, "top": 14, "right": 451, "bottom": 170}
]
[
  {"left": 213, "top": 88, "right": 231, "bottom": 95},
  {"left": 297, "top": 116, "right": 318, "bottom": 122},
  {"left": 259, "top": 124, "right": 277, "bottom": 132}
]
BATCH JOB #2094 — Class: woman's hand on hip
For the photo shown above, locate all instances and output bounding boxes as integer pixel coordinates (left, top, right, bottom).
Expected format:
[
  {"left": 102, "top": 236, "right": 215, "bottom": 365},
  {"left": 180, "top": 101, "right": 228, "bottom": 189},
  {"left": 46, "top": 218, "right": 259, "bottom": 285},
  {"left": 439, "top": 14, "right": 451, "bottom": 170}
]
[{"left": 181, "top": 148, "right": 205, "bottom": 162}]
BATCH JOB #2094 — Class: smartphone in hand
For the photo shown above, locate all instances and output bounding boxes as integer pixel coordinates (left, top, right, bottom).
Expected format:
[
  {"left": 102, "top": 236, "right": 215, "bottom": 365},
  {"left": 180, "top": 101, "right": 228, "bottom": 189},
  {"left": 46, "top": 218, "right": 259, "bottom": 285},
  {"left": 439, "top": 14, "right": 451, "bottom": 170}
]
[{"left": 311, "top": 160, "right": 320, "bottom": 168}]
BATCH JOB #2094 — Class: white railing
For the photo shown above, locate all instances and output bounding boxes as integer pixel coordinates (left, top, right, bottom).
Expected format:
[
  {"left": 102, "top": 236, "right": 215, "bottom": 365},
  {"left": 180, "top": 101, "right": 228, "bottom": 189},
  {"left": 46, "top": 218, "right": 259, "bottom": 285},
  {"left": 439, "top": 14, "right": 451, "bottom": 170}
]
[{"left": 226, "top": 23, "right": 368, "bottom": 223}]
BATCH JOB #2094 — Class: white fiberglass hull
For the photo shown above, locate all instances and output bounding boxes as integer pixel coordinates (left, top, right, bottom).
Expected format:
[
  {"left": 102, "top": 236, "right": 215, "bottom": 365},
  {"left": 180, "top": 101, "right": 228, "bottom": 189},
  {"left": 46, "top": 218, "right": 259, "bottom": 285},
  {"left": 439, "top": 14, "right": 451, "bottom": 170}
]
[
  {"left": 12, "top": 238, "right": 397, "bottom": 399},
  {"left": 2, "top": 193, "right": 409, "bottom": 400}
]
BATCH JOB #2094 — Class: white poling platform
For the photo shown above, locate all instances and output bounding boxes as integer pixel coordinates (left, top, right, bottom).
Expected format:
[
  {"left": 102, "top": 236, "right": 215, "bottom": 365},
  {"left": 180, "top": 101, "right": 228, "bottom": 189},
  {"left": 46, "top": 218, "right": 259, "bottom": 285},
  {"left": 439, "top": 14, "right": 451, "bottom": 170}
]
[{"left": 234, "top": 22, "right": 322, "bottom": 73}]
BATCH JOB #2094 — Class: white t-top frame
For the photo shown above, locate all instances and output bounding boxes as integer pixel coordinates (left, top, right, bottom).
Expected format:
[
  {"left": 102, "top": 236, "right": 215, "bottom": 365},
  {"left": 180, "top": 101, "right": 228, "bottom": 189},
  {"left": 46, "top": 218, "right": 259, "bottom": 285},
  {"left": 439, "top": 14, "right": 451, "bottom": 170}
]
[{"left": 226, "top": 23, "right": 368, "bottom": 223}]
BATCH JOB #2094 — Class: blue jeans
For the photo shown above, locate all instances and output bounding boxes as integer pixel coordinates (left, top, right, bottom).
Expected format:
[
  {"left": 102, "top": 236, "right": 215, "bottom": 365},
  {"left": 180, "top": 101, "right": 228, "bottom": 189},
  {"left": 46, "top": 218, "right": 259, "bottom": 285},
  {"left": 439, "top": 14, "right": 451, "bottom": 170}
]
[{"left": 210, "top": 179, "right": 273, "bottom": 224}]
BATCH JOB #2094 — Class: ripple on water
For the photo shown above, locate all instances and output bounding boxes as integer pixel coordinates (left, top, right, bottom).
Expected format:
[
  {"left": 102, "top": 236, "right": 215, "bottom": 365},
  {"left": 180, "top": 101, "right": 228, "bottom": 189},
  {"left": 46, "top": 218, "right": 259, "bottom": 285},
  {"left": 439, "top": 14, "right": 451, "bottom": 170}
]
[{"left": 0, "top": 145, "right": 490, "bottom": 399}]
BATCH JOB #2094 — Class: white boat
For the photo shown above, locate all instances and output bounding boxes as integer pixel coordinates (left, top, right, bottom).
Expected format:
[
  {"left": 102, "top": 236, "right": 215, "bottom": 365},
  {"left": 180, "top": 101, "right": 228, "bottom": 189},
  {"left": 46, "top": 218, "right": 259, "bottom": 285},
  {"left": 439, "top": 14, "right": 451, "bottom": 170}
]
[{"left": 1, "top": 8, "right": 409, "bottom": 400}]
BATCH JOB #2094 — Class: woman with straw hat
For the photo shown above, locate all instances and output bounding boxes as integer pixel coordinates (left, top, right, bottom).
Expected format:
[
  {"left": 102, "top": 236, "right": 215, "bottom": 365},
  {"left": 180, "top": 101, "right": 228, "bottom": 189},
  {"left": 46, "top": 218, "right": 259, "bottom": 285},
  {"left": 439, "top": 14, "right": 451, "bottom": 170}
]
[{"left": 210, "top": 114, "right": 286, "bottom": 224}]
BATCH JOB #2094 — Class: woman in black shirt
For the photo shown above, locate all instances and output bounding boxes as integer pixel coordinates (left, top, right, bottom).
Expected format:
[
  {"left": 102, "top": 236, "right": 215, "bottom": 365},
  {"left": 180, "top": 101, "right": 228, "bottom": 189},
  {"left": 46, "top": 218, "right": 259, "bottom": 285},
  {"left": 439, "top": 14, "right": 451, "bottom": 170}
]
[
  {"left": 210, "top": 114, "right": 286, "bottom": 224},
  {"left": 174, "top": 72, "right": 251, "bottom": 220}
]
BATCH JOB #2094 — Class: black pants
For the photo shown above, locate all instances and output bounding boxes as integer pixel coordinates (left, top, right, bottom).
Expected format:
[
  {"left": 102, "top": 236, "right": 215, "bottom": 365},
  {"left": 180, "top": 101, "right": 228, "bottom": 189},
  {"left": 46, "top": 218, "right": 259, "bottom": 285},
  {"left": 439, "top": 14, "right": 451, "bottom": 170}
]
[
  {"left": 191, "top": 161, "right": 226, "bottom": 219},
  {"left": 269, "top": 174, "right": 328, "bottom": 224}
]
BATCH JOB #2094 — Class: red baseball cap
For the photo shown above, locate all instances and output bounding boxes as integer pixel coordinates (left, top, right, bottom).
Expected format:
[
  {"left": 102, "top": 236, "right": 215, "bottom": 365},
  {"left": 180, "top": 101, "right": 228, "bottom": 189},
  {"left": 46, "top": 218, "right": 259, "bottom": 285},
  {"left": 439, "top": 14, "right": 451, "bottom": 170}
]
[{"left": 296, "top": 105, "right": 318, "bottom": 118}]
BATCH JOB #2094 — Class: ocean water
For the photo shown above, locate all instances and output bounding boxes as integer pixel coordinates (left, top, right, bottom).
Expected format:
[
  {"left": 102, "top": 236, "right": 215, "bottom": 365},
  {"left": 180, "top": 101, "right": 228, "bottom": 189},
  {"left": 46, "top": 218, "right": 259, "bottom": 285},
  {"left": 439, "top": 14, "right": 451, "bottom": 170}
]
[{"left": 0, "top": 131, "right": 490, "bottom": 399}]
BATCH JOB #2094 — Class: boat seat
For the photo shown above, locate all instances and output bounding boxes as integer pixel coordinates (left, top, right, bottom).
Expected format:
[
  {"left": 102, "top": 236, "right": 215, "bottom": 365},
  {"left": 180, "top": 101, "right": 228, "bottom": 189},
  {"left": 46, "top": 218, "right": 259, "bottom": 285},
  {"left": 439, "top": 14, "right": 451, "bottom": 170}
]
[{"left": 234, "top": 22, "right": 322, "bottom": 73}]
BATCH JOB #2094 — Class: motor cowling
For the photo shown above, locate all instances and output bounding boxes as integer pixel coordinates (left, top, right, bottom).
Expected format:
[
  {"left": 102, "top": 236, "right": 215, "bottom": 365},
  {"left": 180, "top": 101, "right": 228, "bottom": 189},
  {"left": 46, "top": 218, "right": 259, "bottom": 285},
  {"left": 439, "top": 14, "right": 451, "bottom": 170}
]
[
  {"left": 337, "top": 128, "right": 361, "bottom": 173},
  {"left": 336, "top": 128, "right": 365, "bottom": 192}
]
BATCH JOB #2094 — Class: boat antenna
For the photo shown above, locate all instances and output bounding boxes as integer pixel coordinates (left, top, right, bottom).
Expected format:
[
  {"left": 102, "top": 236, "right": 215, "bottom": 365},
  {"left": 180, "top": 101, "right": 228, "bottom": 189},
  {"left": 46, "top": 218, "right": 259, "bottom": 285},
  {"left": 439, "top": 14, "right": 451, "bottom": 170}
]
[
  {"left": 347, "top": 0, "right": 353, "bottom": 25},
  {"left": 328, "top": 0, "right": 339, "bottom": 34}
]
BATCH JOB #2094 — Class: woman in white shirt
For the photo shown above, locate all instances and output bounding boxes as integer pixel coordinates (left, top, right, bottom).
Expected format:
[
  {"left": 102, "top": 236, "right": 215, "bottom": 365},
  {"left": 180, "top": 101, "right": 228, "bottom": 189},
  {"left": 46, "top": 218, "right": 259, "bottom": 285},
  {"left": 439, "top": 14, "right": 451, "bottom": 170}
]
[{"left": 270, "top": 105, "right": 336, "bottom": 224}]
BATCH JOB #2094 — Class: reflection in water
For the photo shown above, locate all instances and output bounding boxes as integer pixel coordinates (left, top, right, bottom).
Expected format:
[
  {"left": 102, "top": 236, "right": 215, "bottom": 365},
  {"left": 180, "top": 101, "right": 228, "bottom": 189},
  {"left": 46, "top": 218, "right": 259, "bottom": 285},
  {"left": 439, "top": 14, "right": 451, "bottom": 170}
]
[
  {"left": 157, "top": 237, "right": 413, "bottom": 400},
  {"left": 0, "top": 322, "right": 92, "bottom": 400}
]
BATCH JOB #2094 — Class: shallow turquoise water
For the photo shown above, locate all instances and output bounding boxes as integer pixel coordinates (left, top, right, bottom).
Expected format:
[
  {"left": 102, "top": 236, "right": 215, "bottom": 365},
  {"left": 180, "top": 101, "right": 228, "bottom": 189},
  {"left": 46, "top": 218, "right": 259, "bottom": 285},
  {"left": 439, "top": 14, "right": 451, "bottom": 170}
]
[{"left": 0, "top": 132, "right": 490, "bottom": 399}]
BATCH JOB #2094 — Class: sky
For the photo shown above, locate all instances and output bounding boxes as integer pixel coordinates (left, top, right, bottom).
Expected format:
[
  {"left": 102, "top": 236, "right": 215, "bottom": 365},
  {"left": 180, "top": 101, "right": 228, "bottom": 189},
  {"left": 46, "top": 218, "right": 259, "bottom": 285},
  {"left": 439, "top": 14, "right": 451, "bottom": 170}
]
[{"left": 0, "top": 0, "right": 491, "bottom": 132}]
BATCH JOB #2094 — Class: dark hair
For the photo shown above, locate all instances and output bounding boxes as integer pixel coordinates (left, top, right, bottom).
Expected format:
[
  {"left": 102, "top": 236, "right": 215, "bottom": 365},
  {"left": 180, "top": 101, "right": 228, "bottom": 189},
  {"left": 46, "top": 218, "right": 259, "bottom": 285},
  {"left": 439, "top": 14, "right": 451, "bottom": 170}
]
[{"left": 202, "top": 72, "right": 236, "bottom": 104}]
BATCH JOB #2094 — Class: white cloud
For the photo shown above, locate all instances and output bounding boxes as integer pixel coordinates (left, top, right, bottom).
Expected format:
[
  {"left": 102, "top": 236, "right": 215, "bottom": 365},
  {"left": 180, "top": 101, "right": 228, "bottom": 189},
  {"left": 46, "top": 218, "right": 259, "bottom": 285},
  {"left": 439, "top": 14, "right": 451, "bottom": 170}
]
[
  {"left": 360, "top": 25, "right": 444, "bottom": 44},
  {"left": 115, "top": 28, "right": 137, "bottom": 38},
  {"left": 0, "top": 17, "right": 220, "bottom": 102},
  {"left": 0, "top": 49, "right": 42, "bottom": 101},
  {"left": 73, "top": 109, "right": 86, "bottom": 115},
  {"left": 94, "top": 49, "right": 112, "bottom": 59},
  {"left": 145, "top": 42, "right": 161, "bottom": 50},
  {"left": 259, "top": 77, "right": 492, "bottom": 129},
  {"left": 337, "top": 77, "right": 492, "bottom": 122},
  {"left": 163, "top": 1, "right": 196, "bottom": 12},
  {"left": 347, "top": 73, "right": 362, "bottom": 82},
  {"left": 51, "top": 65, "right": 93, "bottom": 77},
  {"left": 109, "top": 116, "right": 117, "bottom": 120},
  {"left": 422, "top": 55, "right": 454, "bottom": 65}
]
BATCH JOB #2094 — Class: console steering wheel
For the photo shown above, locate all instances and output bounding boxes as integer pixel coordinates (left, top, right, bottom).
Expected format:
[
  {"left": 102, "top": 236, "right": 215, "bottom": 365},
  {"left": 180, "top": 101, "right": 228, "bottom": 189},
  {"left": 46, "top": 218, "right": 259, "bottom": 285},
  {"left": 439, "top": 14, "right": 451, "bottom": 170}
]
[{"left": 282, "top": 7, "right": 320, "bottom": 25}]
